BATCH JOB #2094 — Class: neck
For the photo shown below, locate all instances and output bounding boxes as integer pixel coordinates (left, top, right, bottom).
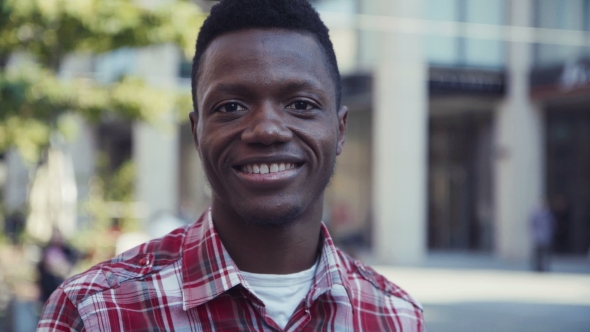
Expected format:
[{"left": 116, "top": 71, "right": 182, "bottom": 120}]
[{"left": 211, "top": 200, "right": 323, "bottom": 274}]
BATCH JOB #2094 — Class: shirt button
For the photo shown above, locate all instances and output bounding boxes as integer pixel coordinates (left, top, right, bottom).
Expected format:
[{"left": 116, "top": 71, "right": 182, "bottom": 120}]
[{"left": 140, "top": 257, "right": 150, "bottom": 266}]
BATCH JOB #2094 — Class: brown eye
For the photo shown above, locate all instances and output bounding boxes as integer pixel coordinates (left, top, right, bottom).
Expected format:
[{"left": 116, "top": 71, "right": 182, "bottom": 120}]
[
  {"left": 286, "top": 101, "right": 313, "bottom": 111},
  {"left": 218, "top": 103, "right": 244, "bottom": 112}
]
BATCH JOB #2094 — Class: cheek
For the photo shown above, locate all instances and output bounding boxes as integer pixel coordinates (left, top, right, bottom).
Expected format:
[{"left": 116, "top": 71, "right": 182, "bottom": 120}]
[
  {"left": 314, "top": 124, "right": 340, "bottom": 155},
  {"left": 294, "top": 122, "right": 339, "bottom": 161},
  {"left": 197, "top": 135, "right": 223, "bottom": 174},
  {"left": 198, "top": 127, "right": 237, "bottom": 173}
]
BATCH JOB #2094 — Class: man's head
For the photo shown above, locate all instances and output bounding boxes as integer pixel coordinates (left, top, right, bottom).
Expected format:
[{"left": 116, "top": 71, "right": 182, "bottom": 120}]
[
  {"left": 190, "top": 0, "right": 347, "bottom": 227},
  {"left": 191, "top": 0, "right": 342, "bottom": 112}
]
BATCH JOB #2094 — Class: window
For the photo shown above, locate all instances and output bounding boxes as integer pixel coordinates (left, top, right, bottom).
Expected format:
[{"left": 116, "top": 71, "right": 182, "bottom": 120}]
[
  {"left": 426, "top": 0, "right": 505, "bottom": 68},
  {"left": 534, "top": 0, "right": 590, "bottom": 66}
]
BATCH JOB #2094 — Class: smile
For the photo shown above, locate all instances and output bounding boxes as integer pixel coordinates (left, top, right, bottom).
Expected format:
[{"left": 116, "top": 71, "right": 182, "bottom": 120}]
[{"left": 240, "top": 162, "right": 298, "bottom": 174}]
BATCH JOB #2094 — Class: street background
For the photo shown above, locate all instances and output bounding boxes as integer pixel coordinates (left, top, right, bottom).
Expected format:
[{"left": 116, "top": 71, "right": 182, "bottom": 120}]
[
  {"left": 376, "top": 253, "right": 590, "bottom": 332},
  {"left": 1, "top": 0, "right": 590, "bottom": 331}
]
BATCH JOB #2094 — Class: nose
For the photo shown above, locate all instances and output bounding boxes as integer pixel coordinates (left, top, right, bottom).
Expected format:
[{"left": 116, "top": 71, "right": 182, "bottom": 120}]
[{"left": 241, "top": 103, "right": 293, "bottom": 145}]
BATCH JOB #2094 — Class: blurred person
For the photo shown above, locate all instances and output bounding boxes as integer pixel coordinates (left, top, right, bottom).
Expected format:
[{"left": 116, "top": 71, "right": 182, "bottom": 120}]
[
  {"left": 529, "top": 201, "right": 556, "bottom": 272},
  {"left": 4, "top": 211, "right": 25, "bottom": 244},
  {"left": 552, "top": 195, "right": 570, "bottom": 254},
  {"left": 37, "top": 228, "right": 78, "bottom": 303},
  {"left": 37, "top": 0, "right": 424, "bottom": 331}
]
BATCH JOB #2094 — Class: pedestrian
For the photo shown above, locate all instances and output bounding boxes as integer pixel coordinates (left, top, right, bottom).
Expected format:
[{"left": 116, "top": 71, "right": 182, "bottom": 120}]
[
  {"left": 552, "top": 195, "right": 570, "bottom": 253},
  {"left": 4, "top": 211, "right": 25, "bottom": 244},
  {"left": 530, "top": 201, "right": 556, "bottom": 272},
  {"left": 38, "top": 0, "right": 424, "bottom": 330},
  {"left": 37, "top": 229, "right": 78, "bottom": 303}
]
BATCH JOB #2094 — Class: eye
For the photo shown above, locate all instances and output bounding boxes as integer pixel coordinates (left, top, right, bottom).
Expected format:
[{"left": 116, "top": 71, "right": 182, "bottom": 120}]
[
  {"left": 286, "top": 101, "right": 314, "bottom": 111},
  {"left": 216, "top": 102, "right": 245, "bottom": 113}
]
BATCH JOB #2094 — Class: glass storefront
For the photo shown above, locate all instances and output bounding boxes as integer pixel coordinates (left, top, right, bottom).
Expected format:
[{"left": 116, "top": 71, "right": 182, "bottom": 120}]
[
  {"left": 428, "top": 112, "right": 494, "bottom": 251},
  {"left": 546, "top": 107, "right": 590, "bottom": 254}
]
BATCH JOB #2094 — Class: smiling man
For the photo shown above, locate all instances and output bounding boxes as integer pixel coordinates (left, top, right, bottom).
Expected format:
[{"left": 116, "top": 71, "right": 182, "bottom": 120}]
[{"left": 38, "top": 0, "right": 424, "bottom": 331}]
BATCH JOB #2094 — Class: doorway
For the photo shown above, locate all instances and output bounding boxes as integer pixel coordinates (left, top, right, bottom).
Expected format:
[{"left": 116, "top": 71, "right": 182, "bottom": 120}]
[{"left": 428, "top": 112, "right": 494, "bottom": 251}]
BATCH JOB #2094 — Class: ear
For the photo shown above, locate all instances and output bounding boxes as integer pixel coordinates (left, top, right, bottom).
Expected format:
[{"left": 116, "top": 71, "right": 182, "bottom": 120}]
[
  {"left": 336, "top": 105, "right": 348, "bottom": 156},
  {"left": 189, "top": 111, "right": 200, "bottom": 151}
]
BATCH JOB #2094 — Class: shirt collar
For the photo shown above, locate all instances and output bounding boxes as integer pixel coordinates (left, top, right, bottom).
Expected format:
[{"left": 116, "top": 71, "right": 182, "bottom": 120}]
[
  {"left": 181, "top": 209, "right": 244, "bottom": 310},
  {"left": 307, "top": 224, "right": 353, "bottom": 305},
  {"left": 181, "top": 208, "right": 353, "bottom": 311}
]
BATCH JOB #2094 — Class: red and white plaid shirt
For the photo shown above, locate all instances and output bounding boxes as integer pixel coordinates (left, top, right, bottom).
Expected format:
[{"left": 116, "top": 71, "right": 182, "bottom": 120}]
[{"left": 38, "top": 209, "right": 424, "bottom": 331}]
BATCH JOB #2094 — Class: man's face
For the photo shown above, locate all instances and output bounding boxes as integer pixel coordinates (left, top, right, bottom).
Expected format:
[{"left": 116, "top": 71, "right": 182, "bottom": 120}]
[{"left": 190, "top": 29, "right": 347, "bottom": 225}]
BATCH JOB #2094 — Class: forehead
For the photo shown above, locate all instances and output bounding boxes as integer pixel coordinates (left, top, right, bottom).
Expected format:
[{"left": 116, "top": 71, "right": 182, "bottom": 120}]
[{"left": 196, "top": 29, "right": 334, "bottom": 102}]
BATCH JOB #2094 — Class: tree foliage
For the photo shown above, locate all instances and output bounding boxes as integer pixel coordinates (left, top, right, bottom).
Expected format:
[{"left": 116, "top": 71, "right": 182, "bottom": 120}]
[{"left": 0, "top": 0, "right": 203, "bottom": 162}]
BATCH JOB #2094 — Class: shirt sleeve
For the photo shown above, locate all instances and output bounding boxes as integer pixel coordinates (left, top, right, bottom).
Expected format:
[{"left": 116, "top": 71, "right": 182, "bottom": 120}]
[{"left": 37, "top": 287, "right": 85, "bottom": 332}]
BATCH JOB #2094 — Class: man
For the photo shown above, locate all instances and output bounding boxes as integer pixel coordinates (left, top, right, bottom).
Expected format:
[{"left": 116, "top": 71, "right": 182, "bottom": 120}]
[
  {"left": 530, "top": 201, "right": 556, "bottom": 272},
  {"left": 38, "top": 0, "right": 424, "bottom": 330}
]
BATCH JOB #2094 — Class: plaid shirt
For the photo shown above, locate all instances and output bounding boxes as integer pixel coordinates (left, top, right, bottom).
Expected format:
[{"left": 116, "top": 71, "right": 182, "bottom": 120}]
[{"left": 39, "top": 209, "right": 424, "bottom": 331}]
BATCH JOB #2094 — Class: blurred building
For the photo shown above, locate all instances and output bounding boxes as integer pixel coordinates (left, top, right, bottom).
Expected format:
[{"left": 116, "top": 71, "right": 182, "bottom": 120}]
[
  {"left": 315, "top": 0, "right": 590, "bottom": 263},
  {"left": 3, "top": 0, "right": 589, "bottom": 263}
]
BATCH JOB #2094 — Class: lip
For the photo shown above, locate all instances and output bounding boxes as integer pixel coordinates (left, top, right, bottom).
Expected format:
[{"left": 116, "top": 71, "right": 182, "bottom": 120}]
[
  {"left": 232, "top": 154, "right": 304, "bottom": 167},
  {"left": 233, "top": 166, "right": 301, "bottom": 185},
  {"left": 230, "top": 155, "right": 305, "bottom": 187}
]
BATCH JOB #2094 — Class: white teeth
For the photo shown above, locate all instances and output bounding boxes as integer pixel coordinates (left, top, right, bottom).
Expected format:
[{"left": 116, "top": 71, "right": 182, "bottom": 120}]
[{"left": 241, "top": 163, "right": 297, "bottom": 174}]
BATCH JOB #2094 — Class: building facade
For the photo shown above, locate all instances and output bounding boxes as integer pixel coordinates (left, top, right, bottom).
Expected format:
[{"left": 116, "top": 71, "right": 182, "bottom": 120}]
[
  {"left": 315, "top": 0, "right": 590, "bottom": 262},
  {"left": 3, "top": 0, "right": 589, "bottom": 262}
]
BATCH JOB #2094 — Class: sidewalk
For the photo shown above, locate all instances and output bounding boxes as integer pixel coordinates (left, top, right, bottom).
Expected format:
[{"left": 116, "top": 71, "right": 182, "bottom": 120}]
[
  {"left": 373, "top": 253, "right": 590, "bottom": 332},
  {"left": 419, "top": 251, "right": 590, "bottom": 274}
]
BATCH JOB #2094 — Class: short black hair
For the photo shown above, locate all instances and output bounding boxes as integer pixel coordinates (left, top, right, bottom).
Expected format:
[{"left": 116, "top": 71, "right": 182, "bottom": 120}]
[{"left": 191, "top": 0, "right": 341, "bottom": 112}]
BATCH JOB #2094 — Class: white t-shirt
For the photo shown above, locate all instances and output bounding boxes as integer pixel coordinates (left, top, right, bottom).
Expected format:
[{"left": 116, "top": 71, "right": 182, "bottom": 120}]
[{"left": 241, "top": 261, "right": 318, "bottom": 329}]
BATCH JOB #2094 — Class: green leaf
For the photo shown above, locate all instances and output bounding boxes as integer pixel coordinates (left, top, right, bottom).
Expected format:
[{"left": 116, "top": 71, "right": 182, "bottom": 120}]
[{"left": 0, "top": 0, "right": 202, "bottom": 162}]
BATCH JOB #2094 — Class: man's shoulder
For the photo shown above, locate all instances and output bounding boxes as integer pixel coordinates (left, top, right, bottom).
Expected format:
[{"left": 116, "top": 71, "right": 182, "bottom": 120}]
[
  {"left": 59, "top": 225, "right": 189, "bottom": 306},
  {"left": 336, "top": 249, "right": 423, "bottom": 312}
]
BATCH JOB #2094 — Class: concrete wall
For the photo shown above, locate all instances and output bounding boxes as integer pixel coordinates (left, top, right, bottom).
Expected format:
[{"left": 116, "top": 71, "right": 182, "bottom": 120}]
[
  {"left": 493, "top": 0, "right": 544, "bottom": 261},
  {"left": 367, "top": 0, "right": 429, "bottom": 265}
]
